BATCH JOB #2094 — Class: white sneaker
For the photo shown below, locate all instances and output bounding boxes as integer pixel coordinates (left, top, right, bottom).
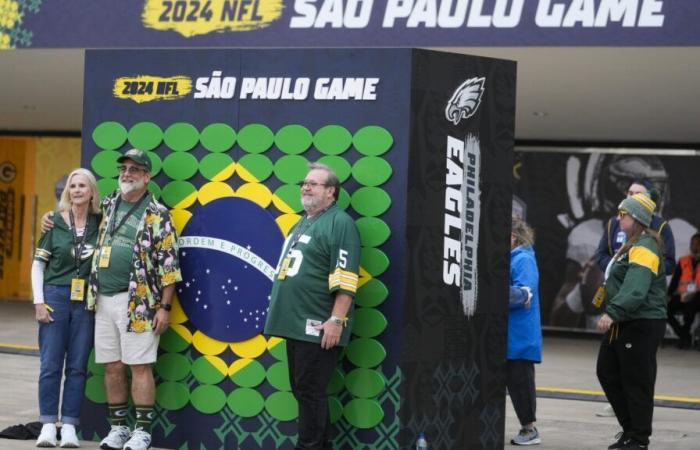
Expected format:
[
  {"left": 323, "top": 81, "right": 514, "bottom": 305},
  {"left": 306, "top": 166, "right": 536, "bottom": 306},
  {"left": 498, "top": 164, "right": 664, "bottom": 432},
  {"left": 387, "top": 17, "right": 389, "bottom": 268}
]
[
  {"left": 99, "top": 425, "right": 131, "bottom": 450},
  {"left": 36, "top": 423, "right": 57, "bottom": 447},
  {"left": 596, "top": 404, "right": 616, "bottom": 417},
  {"left": 59, "top": 424, "right": 80, "bottom": 448},
  {"left": 123, "top": 428, "right": 152, "bottom": 450}
]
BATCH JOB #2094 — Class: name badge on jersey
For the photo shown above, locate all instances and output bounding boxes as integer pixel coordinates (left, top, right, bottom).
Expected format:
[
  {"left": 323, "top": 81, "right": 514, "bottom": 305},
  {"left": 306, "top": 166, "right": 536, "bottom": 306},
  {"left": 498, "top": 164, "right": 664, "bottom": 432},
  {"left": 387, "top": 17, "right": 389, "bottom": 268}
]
[
  {"left": 70, "top": 278, "right": 86, "bottom": 301},
  {"left": 615, "top": 231, "right": 626, "bottom": 245},
  {"left": 98, "top": 246, "right": 112, "bottom": 268},
  {"left": 278, "top": 257, "right": 291, "bottom": 280},
  {"left": 305, "top": 319, "right": 322, "bottom": 337}
]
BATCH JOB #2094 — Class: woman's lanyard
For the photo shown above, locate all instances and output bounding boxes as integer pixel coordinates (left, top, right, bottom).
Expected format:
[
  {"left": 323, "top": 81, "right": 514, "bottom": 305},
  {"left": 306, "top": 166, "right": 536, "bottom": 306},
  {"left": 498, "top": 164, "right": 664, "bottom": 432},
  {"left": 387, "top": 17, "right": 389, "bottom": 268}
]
[
  {"left": 69, "top": 210, "right": 89, "bottom": 277},
  {"left": 108, "top": 193, "right": 148, "bottom": 240}
]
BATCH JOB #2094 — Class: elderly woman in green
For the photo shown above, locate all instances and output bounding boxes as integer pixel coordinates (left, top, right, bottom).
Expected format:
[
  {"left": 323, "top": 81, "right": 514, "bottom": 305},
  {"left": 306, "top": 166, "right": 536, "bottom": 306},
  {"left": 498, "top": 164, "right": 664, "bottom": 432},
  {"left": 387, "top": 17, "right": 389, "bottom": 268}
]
[{"left": 596, "top": 192, "right": 667, "bottom": 450}]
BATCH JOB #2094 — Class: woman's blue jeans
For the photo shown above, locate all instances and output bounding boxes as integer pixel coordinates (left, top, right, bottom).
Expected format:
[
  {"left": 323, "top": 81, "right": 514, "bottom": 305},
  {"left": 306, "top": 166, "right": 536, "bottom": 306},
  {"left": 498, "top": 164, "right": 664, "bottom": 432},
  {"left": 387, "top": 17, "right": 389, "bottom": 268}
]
[{"left": 38, "top": 284, "right": 95, "bottom": 425}]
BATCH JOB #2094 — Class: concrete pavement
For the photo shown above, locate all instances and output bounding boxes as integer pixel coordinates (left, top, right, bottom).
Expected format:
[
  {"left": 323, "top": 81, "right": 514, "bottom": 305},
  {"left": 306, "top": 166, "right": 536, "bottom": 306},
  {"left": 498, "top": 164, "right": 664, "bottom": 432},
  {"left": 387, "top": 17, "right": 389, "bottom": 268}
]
[{"left": 2, "top": 300, "right": 699, "bottom": 449}]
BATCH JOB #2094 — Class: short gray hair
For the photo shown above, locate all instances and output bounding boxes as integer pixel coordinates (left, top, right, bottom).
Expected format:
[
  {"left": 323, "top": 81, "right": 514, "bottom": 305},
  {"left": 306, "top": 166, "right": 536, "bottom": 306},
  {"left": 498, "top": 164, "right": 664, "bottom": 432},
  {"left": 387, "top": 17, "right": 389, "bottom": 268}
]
[{"left": 308, "top": 162, "right": 340, "bottom": 201}]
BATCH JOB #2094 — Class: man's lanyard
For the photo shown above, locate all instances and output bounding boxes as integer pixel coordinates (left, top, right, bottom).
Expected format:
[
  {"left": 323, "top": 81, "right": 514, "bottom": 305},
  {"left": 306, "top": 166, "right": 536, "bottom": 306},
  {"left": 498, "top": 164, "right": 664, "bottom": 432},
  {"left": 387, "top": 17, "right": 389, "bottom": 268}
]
[
  {"left": 108, "top": 193, "right": 148, "bottom": 239},
  {"left": 69, "top": 210, "right": 89, "bottom": 276},
  {"left": 287, "top": 204, "right": 333, "bottom": 252}
]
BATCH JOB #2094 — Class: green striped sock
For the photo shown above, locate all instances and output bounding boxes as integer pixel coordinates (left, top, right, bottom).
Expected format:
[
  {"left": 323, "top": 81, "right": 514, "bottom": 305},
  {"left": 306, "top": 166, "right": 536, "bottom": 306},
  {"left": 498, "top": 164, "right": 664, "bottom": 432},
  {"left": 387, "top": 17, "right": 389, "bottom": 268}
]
[
  {"left": 108, "top": 403, "right": 129, "bottom": 427},
  {"left": 135, "top": 405, "right": 155, "bottom": 432}
]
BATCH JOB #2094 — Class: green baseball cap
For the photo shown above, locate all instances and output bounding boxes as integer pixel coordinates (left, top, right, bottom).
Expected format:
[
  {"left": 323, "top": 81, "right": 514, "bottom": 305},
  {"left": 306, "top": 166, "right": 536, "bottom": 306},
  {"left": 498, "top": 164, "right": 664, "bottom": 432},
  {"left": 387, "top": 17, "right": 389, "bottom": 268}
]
[{"left": 117, "top": 148, "right": 152, "bottom": 172}]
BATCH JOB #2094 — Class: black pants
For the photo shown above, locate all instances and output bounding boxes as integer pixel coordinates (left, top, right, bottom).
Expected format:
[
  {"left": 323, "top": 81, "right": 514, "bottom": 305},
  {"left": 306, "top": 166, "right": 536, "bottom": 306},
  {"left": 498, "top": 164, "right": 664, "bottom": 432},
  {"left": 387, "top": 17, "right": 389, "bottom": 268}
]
[
  {"left": 506, "top": 359, "right": 537, "bottom": 426},
  {"left": 596, "top": 319, "right": 666, "bottom": 445},
  {"left": 668, "top": 294, "right": 700, "bottom": 345},
  {"left": 286, "top": 339, "right": 341, "bottom": 450}
]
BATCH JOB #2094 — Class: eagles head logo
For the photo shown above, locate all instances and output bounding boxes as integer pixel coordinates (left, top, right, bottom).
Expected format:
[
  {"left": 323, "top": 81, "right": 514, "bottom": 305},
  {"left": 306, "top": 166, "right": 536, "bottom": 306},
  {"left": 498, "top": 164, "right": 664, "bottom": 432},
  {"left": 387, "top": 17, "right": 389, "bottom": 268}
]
[{"left": 445, "top": 77, "right": 486, "bottom": 125}]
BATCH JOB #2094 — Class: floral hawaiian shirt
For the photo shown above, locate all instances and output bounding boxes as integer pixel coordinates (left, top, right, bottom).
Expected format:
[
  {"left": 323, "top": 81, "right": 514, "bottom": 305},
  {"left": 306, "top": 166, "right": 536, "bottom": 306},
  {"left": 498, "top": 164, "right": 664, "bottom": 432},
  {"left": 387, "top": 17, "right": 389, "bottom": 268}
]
[{"left": 87, "top": 193, "right": 182, "bottom": 332}]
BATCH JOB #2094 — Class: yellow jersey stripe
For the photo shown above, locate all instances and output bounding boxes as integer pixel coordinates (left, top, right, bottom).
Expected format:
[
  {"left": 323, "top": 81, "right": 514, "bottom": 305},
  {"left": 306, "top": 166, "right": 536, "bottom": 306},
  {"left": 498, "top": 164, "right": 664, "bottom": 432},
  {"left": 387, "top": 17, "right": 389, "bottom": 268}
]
[
  {"left": 629, "top": 245, "right": 659, "bottom": 275},
  {"left": 329, "top": 267, "right": 359, "bottom": 293}
]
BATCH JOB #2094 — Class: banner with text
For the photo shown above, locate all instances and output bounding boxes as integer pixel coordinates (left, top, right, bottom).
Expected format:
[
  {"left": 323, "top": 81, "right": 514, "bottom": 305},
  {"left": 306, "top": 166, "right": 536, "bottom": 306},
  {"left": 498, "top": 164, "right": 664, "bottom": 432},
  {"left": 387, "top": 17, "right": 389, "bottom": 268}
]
[{"left": 2, "top": 0, "right": 699, "bottom": 49}]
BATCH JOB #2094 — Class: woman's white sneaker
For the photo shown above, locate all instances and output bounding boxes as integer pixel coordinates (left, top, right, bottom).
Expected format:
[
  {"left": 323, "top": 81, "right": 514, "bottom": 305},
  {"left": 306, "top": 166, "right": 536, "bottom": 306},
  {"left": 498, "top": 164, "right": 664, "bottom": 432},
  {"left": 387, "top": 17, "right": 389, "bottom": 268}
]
[
  {"left": 36, "top": 423, "right": 58, "bottom": 448},
  {"left": 59, "top": 424, "right": 80, "bottom": 448}
]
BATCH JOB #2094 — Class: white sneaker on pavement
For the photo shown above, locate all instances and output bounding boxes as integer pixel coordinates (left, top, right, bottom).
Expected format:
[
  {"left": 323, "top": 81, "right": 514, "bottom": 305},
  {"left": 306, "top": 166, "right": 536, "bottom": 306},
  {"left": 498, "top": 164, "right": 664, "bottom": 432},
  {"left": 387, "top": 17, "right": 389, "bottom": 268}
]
[
  {"left": 123, "top": 428, "right": 152, "bottom": 450},
  {"left": 36, "top": 423, "right": 58, "bottom": 448},
  {"left": 99, "top": 425, "right": 131, "bottom": 450},
  {"left": 596, "top": 404, "right": 616, "bottom": 417},
  {"left": 59, "top": 424, "right": 80, "bottom": 448}
]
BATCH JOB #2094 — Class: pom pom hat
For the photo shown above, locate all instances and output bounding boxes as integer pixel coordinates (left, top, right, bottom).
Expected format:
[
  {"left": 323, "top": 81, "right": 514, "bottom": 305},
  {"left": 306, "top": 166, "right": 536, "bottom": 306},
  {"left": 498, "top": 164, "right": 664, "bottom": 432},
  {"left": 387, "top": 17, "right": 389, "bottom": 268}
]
[{"left": 618, "top": 192, "right": 656, "bottom": 227}]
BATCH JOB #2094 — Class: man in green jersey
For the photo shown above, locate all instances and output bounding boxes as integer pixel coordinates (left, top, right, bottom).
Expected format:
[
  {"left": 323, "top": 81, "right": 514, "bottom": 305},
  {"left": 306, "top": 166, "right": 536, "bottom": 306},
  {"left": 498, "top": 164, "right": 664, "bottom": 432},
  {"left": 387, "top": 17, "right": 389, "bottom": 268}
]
[
  {"left": 265, "top": 163, "right": 361, "bottom": 450},
  {"left": 45, "top": 149, "right": 182, "bottom": 450}
]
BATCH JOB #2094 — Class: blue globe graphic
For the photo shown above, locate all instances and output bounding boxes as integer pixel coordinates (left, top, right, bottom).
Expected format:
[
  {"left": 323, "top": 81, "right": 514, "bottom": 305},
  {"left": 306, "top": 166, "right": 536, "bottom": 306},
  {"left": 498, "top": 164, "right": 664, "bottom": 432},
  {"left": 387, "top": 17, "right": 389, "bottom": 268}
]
[{"left": 177, "top": 197, "right": 284, "bottom": 342}]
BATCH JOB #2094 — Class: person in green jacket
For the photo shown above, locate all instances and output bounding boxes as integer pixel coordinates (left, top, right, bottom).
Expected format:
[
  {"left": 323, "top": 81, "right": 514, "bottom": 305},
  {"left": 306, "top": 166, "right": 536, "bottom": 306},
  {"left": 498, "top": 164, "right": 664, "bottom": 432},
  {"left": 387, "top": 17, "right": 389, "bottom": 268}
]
[{"left": 596, "top": 192, "right": 667, "bottom": 450}]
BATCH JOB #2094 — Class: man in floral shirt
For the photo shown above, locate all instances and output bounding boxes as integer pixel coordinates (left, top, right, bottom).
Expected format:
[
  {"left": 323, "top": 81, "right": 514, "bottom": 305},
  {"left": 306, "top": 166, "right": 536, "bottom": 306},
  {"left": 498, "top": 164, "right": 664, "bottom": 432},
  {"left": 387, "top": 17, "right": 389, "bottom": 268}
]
[{"left": 89, "top": 148, "right": 181, "bottom": 450}]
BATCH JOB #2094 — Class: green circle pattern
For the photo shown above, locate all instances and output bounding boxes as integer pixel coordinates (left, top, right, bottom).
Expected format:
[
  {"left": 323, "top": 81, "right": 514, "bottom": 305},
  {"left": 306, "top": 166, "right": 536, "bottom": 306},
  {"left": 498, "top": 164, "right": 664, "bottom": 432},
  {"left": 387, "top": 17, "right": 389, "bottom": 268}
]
[
  {"left": 275, "top": 124, "right": 312, "bottom": 155},
  {"left": 230, "top": 359, "right": 266, "bottom": 388},
  {"left": 228, "top": 388, "right": 264, "bottom": 417},
  {"left": 91, "top": 150, "right": 122, "bottom": 178},
  {"left": 164, "top": 122, "right": 199, "bottom": 152},
  {"left": 155, "top": 353, "right": 191, "bottom": 381},
  {"left": 85, "top": 375, "right": 106, "bottom": 404},
  {"left": 159, "top": 327, "right": 191, "bottom": 353},
  {"left": 352, "top": 156, "right": 393, "bottom": 187},
  {"left": 201, "top": 123, "right": 236, "bottom": 153},
  {"left": 318, "top": 155, "right": 352, "bottom": 182},
  {"left": 353, "top": 126, "right": 393, "bottom": 156},
  {"left": 238, "top": 124, "right": 274, "bottom": 154},
  {"left": 128, "top": 122, "right": 163, "bottom": 151},
  {"left": 199, "top": 153, "right": 234, "bottom": 181},
  {"left": 93, "top": 122, "right": 127, "bottom": 151},
  {"left": 190, "top": 385, "right": 227, "bottom": 414},
  {"left": 351, "top": 187, "right": 391, "bottom": 217},
  {"left": 239, "top": 154, "right": 274, "bottom": 182},
  {"left": 266, "top": 361, "right": 292, "bottom": 391},
  {"left": 191, "top": 357, "right": 226, "bottom": 385},
  {"left": 274, "top": 184, "right": 303, "bottom": 213},
  {"left": 156, "top": 382, "right": 190, "bottom": 411},
  {"left": 163, "top": 152, "right": 199, "bottom": 180},
  {"left": 345, "top": 338, "right": 386, "bottom": 368},
  {"left": 355, "top": 279, "right": 389, "bottom": 308},
  {"left": 355, "top": 217, "right": 391, "bottom": 247},
  {"left": 265, "top": 391, "right": 298, "bottom": 421},
  {"left": 273, "top": 155, "right": 308, "bottom": 184},
  {"left": 314, "top": 125, "right": 352, "bottom": 155}
]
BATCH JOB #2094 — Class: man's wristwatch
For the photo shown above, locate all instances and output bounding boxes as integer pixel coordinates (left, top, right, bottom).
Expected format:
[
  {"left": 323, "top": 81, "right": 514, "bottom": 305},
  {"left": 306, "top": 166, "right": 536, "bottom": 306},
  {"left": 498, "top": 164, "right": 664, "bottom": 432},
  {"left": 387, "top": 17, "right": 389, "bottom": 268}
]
[
  {"left": 161, "top": 303, "right": 172, "bottom": 312},
  {"left": 329, "top": 315, "right": 344, "bottom": 326}
]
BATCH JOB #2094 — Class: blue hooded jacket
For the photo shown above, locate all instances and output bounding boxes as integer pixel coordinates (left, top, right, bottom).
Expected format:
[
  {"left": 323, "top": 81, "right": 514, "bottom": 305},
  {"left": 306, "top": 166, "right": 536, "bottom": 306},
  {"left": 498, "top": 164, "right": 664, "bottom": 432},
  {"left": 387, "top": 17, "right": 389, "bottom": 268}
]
[{"left": 508, "top": 245, "right": 542, "bottom": 362}]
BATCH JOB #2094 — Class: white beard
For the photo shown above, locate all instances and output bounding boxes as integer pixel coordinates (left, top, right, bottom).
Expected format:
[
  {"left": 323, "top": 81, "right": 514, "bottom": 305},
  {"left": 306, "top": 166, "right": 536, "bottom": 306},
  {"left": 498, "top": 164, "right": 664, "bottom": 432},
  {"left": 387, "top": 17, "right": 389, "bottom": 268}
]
[{"left": 119, "top": 178, "right": 146, "bottom": 195}]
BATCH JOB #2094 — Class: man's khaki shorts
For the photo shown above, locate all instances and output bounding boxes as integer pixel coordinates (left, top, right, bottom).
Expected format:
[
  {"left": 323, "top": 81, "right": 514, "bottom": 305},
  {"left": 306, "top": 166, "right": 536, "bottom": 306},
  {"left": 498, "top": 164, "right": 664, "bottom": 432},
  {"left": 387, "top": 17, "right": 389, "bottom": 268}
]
[{"left": 94, "top": 292, "right": 159, "bottom": 365}]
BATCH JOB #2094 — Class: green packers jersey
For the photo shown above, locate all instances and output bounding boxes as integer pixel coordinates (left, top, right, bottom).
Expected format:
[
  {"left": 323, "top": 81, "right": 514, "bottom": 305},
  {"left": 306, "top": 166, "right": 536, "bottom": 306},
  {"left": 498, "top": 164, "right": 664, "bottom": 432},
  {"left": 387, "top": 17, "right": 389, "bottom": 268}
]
[
  {"left": 265, "top": 204, "right": 361, "bottom": 346},
  {"left": 97, "top": 197, "right": 149, "bottom": 294},
  {"left": 34, "top": 212, "right": 99, "bottom": 285}
]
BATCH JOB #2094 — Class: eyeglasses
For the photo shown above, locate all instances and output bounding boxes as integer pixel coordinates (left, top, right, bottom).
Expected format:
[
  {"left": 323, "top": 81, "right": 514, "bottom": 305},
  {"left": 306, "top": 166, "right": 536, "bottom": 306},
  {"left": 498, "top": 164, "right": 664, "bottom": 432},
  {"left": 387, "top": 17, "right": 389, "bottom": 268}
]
[
  {"left": 618, "top": 210, "right": 628, "bottom": 218},
  {"left": 299, "top": 180, "right": 327, "bottom": 188},
  {"left": 118, "top": 165, "right": 147, "bottom": 175}
]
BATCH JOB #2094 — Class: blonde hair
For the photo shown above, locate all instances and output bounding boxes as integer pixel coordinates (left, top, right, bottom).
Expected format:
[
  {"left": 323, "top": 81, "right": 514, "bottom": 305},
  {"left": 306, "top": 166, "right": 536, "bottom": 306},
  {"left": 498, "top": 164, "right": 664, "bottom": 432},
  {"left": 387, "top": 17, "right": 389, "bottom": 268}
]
[
  {"left": 511, "top": 216, "right": 535, "bottom": 248},
  {"left": 58, "top": 168, "right": 100, "bottom": 214},
  {"left": 615, "top": 224, "right": 664, "bottom": 259}
]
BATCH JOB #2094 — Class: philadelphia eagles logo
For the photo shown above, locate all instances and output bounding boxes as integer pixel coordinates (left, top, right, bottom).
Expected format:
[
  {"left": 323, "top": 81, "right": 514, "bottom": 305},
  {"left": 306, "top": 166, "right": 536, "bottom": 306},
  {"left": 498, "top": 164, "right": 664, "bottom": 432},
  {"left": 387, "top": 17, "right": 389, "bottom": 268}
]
[{"left": 445, "top": 77, "right": 486, "bottom": 125}]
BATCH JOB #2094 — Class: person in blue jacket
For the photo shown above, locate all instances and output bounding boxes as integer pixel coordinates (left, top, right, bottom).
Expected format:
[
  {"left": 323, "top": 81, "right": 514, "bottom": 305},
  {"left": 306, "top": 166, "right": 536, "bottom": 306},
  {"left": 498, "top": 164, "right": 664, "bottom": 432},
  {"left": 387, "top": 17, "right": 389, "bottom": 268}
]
[{"left": 508, "top": 216, "right": 543, "bottom": 446}]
